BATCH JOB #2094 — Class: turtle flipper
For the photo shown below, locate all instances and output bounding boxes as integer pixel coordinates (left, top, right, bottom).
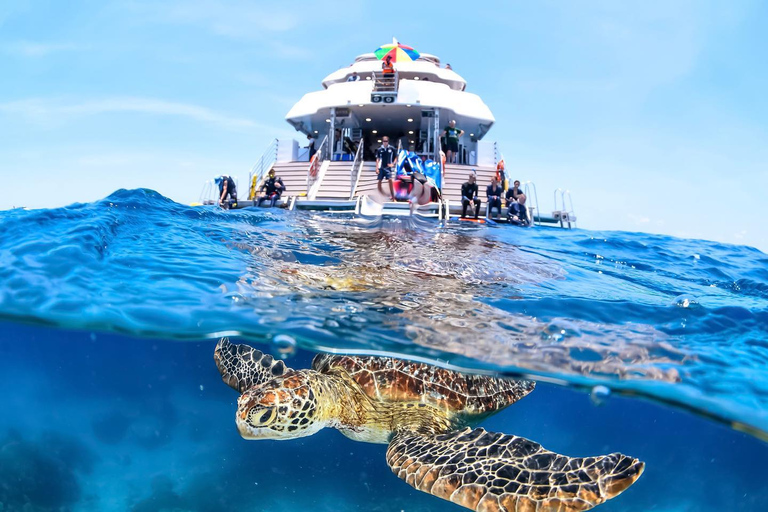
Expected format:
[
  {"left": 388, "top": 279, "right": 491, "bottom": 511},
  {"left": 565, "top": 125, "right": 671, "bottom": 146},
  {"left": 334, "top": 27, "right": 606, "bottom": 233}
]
[
  {"left": 214, "top": 338, "right": 291, "bottom": 393},
  {"left": 386, "top": 427, "right": 643, "bottom": 512}
]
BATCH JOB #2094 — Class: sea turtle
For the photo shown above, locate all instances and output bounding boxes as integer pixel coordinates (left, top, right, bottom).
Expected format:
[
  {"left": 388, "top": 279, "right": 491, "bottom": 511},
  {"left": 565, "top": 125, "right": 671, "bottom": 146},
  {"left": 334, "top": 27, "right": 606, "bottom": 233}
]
[{"left": 214, "top": 338, "right": 644, "bottom": 511}]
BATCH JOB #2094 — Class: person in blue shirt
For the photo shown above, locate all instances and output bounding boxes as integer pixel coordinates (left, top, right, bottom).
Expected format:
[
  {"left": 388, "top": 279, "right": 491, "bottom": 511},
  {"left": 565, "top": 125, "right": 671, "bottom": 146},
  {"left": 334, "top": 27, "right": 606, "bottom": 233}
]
[
  {"left": 376, "top": 136, "right": 396, "bottom": 200},
  {"left": 486, "top": 176, "right": 503, "bottom": 219}
]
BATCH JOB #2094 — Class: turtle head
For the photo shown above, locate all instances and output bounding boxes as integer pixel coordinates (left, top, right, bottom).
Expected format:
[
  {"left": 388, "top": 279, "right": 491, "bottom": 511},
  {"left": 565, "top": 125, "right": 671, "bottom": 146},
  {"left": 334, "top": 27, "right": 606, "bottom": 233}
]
[{"left": 235, "top": 370, "right": 323, "bottom": 440}]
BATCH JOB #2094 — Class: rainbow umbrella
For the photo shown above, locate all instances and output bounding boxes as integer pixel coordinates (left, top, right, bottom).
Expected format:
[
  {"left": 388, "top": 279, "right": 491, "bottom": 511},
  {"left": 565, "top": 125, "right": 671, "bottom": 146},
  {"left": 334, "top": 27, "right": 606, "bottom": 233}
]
[{"left": 374, "top": 39, "right": 420, "bottom": 63}]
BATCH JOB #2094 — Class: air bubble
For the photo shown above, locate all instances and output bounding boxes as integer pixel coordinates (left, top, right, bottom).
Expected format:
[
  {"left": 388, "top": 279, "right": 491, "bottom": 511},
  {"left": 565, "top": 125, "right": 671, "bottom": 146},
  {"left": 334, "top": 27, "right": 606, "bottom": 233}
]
[
  {"left": 672, "top": 294, "right": 699, "bottom": 308},
  {"left": 590, "top": 385, "right": 611, "bottom": 406},
  {"left": 272, "top": 334, "right": 297, "bottom": 357}
]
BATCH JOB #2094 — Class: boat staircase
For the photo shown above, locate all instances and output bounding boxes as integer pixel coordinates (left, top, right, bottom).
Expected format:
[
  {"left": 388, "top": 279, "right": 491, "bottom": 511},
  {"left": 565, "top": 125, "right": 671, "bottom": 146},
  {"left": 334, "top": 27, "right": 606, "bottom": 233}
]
[
  {"left": 313, "top": 161, "right": 355, "bottom": 200},
  {"left": 441, "top": 163, "right": 497, "bottom": 217}
]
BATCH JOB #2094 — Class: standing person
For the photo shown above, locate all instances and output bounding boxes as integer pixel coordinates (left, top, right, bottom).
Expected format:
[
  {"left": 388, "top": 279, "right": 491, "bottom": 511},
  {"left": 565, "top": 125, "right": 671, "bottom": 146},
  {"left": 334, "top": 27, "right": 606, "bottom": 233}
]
[
  {"left": 346, "top": 71, "right": 360, "bottom": 82},
  {"left": 376, "top": 136, "right": 396, "bottom": 201},
  {"left": 486, "top": 176, "right": 503, "bottom": 220},
  {"left": 441, "top": 120, "right": 464, "bottom": 164},
  {"left": 307, "top": 134, "right": 316, "bottom": 160},
  {"left": 258, "top": 169, "right": 285, "bottom": 208},
  {"left": 508, "top": 194, "right": 530, "bottom": 226},
  {"left": 382, "top": 55, "right": 394, "bottom": 74},
  {"left": 460, "top": 173, "right": 481, "bottom": 219},
  {"left": 217, "top": 175, "right": 237, "bottom": 210}
]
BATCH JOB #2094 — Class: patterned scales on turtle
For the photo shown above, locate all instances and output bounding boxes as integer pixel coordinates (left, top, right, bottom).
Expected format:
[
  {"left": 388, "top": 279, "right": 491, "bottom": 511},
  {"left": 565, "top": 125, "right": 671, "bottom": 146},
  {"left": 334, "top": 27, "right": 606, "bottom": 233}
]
[{"left": 214, "top": 338, "right": 644, "bottom": 512}]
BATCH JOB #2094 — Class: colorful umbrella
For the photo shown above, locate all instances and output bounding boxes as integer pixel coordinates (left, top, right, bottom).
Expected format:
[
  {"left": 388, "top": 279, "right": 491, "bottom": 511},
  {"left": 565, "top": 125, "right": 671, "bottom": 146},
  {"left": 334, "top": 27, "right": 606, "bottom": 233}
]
[{"left": 374, "top": 38, "right": 420, "bottom": 63}]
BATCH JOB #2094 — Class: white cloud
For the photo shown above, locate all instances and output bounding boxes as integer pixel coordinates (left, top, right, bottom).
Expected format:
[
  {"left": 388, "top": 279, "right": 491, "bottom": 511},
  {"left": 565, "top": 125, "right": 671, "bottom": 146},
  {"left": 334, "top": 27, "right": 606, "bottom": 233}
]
[
  {"left": 119, "top": 0, "right": 363, "bottom": 58},
  {"left": 0, "top": 97, "right": 268, "bottom": 132},
  {"left": 2, "top": 40, "right": 83, "bottom": 57}
]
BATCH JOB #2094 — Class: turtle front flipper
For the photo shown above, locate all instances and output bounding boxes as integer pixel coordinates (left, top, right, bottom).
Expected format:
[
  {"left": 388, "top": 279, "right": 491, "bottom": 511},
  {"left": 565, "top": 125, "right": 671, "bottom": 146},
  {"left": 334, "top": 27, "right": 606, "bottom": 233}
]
[
  {"left": 214, "top": 338, "right": 291, "bottom": 392},
  {"left": 386, "top": 427, "right": 643, "bottom": 512}
]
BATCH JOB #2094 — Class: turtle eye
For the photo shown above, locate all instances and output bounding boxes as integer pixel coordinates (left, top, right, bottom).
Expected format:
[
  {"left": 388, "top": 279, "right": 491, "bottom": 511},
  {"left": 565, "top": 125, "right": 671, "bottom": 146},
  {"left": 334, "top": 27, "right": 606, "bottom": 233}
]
[{"left": 250, "top": 407, "right": 277, "bottom": 426}]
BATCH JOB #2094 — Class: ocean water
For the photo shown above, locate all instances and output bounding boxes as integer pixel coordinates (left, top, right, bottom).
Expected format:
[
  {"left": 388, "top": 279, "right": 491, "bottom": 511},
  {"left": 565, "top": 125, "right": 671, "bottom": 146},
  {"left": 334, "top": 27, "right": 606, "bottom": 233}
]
[{"left": 1, "top": 188, "right": 767, "bottom": 511}]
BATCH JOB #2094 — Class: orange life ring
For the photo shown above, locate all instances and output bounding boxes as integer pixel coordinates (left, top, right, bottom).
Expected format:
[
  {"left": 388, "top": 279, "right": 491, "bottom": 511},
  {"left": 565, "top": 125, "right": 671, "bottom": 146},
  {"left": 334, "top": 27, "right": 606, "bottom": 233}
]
[{"left": 309, "top": 154, "right": 319, "bottom": 177}]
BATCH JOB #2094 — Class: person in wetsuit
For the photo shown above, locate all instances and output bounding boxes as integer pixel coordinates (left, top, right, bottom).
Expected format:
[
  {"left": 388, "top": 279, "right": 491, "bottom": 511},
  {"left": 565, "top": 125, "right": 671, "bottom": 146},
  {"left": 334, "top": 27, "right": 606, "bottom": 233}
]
[
  {"left": 506, "top": 180, "right": 523, "bottom": 206},
  {"left": 486, "top": 176, "right": 503, "bottom": 220},
  {"left": 507, "top": 193, "right": 530, "bottom": 226},
  {"left": 259, "top": 169, "right": 286, "bottom": 207},
  {"left": 376, "top": 136, "right": 396, "bottom": 200},
  {"left": 461, "top": 173, "right": 481, "bottom": 218},
  {"left": 217, "top": 175, "right": 237, "bottom": 209}
]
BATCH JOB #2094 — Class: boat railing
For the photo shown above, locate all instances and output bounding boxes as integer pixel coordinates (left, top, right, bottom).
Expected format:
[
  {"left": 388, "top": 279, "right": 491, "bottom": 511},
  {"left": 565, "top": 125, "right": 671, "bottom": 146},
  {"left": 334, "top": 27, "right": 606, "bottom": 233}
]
[
  {"left": 371, "top": 70, "right": 398, "bottom": 93},
  {"left": 522, "top": 181, "right": 540, "bottom": 227},
  {"left": 306, "top": 134, "right": 328, "bottom": 194},
  {"left": 348, "top": 138, "right": 365, "bottom": 199},
  {"left": 553, "top": 188, "right": 577, "bottom": 228},
  {"left": 247, "top": 138, "right": 278, "bottom": 200}
]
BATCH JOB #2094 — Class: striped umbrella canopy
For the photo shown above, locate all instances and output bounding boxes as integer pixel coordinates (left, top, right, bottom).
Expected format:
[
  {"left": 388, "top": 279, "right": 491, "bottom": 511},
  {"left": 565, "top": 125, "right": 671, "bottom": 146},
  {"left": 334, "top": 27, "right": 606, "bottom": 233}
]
[{"left": 374, "top": 39, "right": 420, "bottom": 62}]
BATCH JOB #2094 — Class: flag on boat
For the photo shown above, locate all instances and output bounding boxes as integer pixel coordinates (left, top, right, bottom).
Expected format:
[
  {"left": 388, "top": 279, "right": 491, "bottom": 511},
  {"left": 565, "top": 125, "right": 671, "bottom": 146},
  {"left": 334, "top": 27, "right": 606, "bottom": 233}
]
[{"left": 374, "top": 38, "right": 420, "bottom": 62}]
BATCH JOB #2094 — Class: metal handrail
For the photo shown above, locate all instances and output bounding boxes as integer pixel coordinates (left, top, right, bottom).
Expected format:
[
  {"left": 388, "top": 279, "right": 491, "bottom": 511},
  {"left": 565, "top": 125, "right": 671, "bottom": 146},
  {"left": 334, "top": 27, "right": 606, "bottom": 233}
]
[
  {"left": 554, "top": 188, "right": 577, "bottom": 227},
  {"left": 247, "top": 138, "right": 278, "bottom": 200},
  {"left": 306, "top": 135, "right": 328, "bottom": 194},
  {"left": 372, "top": 70, "right": 399, "bottom": 93},
  {"left": 523, "top": 180, "right": 540, "bottom": 227},
  {"left": 348, "top": 138, "right": 365, "bottom": 199},
  {"left": 199, "top": 179, "right": 213, "bottom": 204}
]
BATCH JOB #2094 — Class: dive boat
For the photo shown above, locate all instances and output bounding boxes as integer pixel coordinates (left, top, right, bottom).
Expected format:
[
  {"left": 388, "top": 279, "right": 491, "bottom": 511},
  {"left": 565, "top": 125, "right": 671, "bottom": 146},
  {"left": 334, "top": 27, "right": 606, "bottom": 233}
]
[{"left": 199, "top": 40, "right": 577, "bottom": 228}]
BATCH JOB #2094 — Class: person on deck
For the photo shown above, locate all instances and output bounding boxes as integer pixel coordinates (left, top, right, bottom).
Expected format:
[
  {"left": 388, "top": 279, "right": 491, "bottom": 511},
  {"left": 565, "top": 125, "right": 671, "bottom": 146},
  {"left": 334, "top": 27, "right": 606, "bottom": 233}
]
[
  {"left": 507, "top": 193, "right": 529, "bottom": 226},
  {"left": 376, "top": 136, "right": 396, "bottom": 201},
  {"left": 486, "top": 176, "right": 503, "bottom": 220},
  {"left": 461, "top": 173, "right": 481, "bottom": 219},
  {"left": 217, "top": 175, "right": 237, "bottom": 210},
  {"left": 441, "top": 120, "right": 464, "bottom": 164},
  {"left": 258, "top": 170, "right": 285, "bottom": 208},
  {"left": 307, "top": 134, "right": 316, "bottom": 160},
  {"left": 347, "top": 71, "right": 360, "bottom": 82},
  {"left": 382, "top": 55, "right": 394, "bottom": 74},
  {"left": 506, "top": 180, "right": 523, "bottom": 205}
]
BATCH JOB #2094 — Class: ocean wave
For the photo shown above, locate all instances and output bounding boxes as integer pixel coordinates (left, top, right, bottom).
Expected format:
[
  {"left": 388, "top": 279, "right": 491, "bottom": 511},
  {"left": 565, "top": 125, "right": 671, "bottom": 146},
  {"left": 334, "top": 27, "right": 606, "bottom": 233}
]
[{"left": 1, "top": 189, "right": 767, "bottom": 439}]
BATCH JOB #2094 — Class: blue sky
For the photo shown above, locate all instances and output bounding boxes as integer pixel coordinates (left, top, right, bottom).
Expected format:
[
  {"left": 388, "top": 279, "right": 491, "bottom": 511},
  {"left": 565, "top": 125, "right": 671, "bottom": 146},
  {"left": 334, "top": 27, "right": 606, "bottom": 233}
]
[{"left": 1, "top": 1, "right": 766, "bottom": 251}]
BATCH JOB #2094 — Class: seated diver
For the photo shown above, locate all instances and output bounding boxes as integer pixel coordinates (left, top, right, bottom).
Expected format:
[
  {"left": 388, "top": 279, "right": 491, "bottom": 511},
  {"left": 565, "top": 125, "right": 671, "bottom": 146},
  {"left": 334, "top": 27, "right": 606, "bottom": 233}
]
[
  {"left": 461, "top": 173, "right": 481, "bottom": 219},
  {"left": 507, "top": 193, "right": 530, "bottom": 226},
  {"left": 217, "top": 175, "right": 237, "bottom": 210},
  {"left": 486, "top": 176, "right": 503, "bottom": 220},
  {"left": 258, "top": 169, "right": 285, "bottom": 207}
]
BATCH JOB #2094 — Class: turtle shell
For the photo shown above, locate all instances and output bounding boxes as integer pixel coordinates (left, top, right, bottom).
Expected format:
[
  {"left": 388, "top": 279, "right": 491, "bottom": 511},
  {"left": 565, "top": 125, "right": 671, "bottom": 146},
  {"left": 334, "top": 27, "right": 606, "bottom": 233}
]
[{"left": 312, "top": 355, "right": 534, "bottom": 416}]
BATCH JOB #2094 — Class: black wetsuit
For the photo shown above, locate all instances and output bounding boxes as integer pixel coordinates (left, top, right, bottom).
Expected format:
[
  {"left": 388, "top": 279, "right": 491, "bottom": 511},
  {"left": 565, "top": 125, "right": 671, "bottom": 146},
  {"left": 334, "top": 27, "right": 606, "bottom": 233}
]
[
  {"left": 218, "top": 176, "right": 237, "bottom": 209},
  {"left": 486, "top": 184, "right": 503, "bottom": 218},
  {"left": 506, "top": 187, "right": 523, "bottom": 206},
  {"left": 461, "top": 181, "right": 481, "bottom": 218},
  {"left": 260, "top": 177, "right": 285, "bottom": 207}
]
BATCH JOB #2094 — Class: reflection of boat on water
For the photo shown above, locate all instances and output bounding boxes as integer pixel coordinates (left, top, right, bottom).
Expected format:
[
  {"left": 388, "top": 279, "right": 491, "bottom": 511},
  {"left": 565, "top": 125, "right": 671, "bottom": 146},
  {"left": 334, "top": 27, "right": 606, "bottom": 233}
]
[{"left": 199, "top": 40, "right": 577, "bottom": 228}]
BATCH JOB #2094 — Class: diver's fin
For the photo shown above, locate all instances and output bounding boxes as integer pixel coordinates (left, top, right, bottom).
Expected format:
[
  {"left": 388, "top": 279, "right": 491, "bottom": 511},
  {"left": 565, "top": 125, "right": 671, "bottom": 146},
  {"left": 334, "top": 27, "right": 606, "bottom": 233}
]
[
  {"left": 214, "top": 338, "right": 290, "bottom": 393},
  {"left": 386, "top": 427, "right": 643, "bottom": 512}
]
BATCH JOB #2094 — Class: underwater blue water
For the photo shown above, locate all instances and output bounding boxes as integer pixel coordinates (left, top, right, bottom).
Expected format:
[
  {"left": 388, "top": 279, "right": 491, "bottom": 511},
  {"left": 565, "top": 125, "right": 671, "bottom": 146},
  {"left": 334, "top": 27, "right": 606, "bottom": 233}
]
[{"left": 1, "top": 189, "right": 767, "bottom": 511}]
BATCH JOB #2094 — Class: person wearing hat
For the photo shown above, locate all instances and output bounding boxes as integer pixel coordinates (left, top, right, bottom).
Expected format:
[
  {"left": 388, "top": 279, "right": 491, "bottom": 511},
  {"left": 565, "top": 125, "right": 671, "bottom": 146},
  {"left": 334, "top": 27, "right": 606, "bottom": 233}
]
[{"left": 259, "top": 169, "right": 286, "bottom": 207}]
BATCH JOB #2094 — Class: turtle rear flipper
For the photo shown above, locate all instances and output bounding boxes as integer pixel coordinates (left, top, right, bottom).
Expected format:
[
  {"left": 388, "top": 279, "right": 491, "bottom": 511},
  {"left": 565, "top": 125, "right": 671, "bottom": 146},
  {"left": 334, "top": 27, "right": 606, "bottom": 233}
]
[
  {"left": 214, "top": 338, "right": 291, "bottom": 393},
  {"left": 386, "top": 427, "right": 643, "bottom": 512}
]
